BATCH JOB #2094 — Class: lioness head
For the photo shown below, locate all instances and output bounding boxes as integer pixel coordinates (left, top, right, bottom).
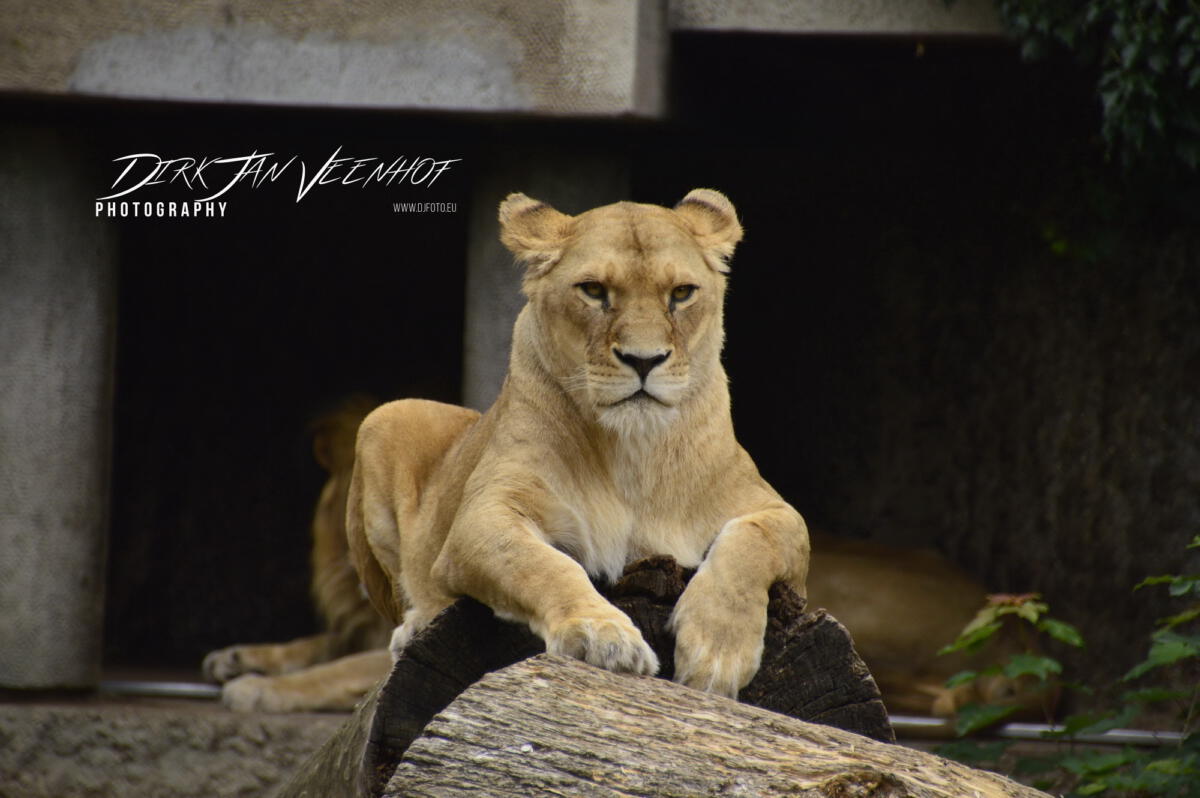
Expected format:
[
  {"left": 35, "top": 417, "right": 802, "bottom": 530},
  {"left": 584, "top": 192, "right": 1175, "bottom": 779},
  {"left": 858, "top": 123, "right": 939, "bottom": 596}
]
[{"left": 499, "top": 189, "right": 743, "bottom": 435}]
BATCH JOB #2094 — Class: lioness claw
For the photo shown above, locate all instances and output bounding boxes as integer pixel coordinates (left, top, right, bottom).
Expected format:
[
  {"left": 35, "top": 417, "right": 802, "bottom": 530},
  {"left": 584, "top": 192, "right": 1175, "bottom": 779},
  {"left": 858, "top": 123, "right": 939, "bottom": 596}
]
[{"left": 546, "top": 613, "right": 660, "bottom": 676}]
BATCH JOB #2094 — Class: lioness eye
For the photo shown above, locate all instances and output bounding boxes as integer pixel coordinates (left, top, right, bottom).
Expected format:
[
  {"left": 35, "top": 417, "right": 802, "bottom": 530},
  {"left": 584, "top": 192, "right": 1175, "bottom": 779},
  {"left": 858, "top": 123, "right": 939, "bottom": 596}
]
[
  {"left": 577, "top": 281, "right": 607, "bottom": 301},
  {"left": 670, "top": 285, "right": 697, "bottom": 303}
]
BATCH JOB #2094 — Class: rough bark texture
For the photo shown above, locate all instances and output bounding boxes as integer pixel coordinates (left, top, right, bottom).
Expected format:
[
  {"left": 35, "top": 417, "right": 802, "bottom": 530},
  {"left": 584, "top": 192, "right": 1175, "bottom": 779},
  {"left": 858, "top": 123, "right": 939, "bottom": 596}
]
[
  {"left": 387, "top": 654, "right": 1048, "bottom": 798},
  {"left": 277, "top": 556, "right": 893, "bottom": 798}
]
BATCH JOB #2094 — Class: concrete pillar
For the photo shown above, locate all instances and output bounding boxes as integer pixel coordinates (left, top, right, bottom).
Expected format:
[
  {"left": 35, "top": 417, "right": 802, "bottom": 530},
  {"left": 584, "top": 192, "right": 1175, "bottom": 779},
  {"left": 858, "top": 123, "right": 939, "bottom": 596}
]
[
  {"left": 462, "top": 157, "right": 632, "bottom": 411},
  {"left": 0, "top": 127, "right": 117, "bottom": 689}
]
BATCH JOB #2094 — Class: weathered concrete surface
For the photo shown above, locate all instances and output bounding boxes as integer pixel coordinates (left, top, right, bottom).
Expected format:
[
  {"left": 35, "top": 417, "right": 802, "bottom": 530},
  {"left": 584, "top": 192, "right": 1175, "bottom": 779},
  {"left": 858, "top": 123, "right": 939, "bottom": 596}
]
[
  {"left": 462, "top": 156, "right": 631, "bottom": 411},
  {"left": 0, "top": 0, "right": 666, "bottom": 115},
  {"left": 0, "top": 0, "right": 1002, "bottom": 112},
  {"left": 0, "top": 698, "right": 342, "bottom": 798},
  {"left": 0, "top": 127, "right": 117, "bottom": 690},
  {"left": 670, "top": 0, "right": 1002, "bottom": 34}
]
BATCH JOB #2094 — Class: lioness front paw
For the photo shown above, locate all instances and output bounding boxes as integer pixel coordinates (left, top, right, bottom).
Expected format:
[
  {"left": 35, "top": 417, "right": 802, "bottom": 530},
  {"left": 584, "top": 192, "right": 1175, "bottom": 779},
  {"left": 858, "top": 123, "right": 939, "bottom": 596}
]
[
  {"left": 546, "top": 606, "right": 660, "bottom": 676},
  {"left": 670, "top": 573, "right": 767, "bottom": 698},
  {"left": 202, "top": 646, "right": 252, "bottom": 683}
]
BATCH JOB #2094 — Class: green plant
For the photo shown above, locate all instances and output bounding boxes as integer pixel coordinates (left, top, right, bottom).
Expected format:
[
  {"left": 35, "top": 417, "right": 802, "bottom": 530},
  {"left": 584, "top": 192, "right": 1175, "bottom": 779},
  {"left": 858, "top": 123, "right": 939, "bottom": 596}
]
[
  {"left": 936, "top": 535, "right": 1200, "bottom": 797},
  {"left": 947, "top": 0, "right": 1200, "bottom": 172},
  {"left": 937, "top": 591, "right": 1082, "bottom": 735}
]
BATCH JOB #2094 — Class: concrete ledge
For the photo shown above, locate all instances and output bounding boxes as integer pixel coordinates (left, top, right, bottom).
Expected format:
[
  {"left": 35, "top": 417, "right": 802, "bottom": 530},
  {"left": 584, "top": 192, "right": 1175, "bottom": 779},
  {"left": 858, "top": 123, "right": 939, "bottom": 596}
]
[
  {"left": 0, "top": 698, "right": 342, "bottom": 798},
  {"left": 1, "top": 1, "right": 1002, "bottom": 114},
  {"left": 669, "top": 0, "right": 1003, "bottom": 35}
]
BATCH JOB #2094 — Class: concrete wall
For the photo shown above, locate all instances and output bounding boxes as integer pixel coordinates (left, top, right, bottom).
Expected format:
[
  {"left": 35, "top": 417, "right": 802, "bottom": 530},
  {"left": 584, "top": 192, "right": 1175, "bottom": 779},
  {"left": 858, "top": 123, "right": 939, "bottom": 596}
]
[
  {"left": 0, "top": 1, "right": 1001, "bottom": 113},
  {"left": 0, "top": 0, "right": 667, "bottom": 115},
  {"left": 0, "top": 128, "right": 117, "bottom": 689}
]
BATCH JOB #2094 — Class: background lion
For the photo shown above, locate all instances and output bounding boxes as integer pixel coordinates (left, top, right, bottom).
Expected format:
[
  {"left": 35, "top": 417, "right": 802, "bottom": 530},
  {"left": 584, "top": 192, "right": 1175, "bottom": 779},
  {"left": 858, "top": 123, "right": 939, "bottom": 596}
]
[{"left": 202, "top": 396, "right": 391, "bottom": 712}]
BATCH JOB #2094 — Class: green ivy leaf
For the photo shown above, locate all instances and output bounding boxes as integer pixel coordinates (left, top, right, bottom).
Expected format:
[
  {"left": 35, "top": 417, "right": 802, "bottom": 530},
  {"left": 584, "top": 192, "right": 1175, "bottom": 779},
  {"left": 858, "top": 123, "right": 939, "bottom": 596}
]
[
  {"left": 1168, "top": 575, "right": 1200, "bottom": 598},
  {"left": 1046, "top": 706, "right": 1139, "bottom": 739},
  {"left": 938, "top": 620, "right": 1003, "bottom": 655},
  {"left": 1038, "top": 617, "right": 1085, "bottom": 647},
  {"left": 1003, "top": 652, "right": 1063, "bottom": 681},
  {"left": 1124, "top": 632, "right": 1200, "bottom": 680},
  {"left": 1061, "top": 748, "right": 1139, "bottom": 776},
  {"left": 961, "top": 605, "right": 1003, "bottom": 634},
  {"left": 1158, "top": 605, "right": 1200, "bottom": 630},
  {"left": 1134, "top": 574, "right": 1177, "bottom": 591},
  {"left": 1014, "top": 600, "right": 1049, "bottom": 624},
  {"left": 1143, "top": 756, "right": 1193, "bottom": 776},
  {"left": 1121, "top": 686, "right": 1193, "bottom": 704},
  {"left": 955, "top": 702, "right": 1019, "bottom": 736},
  {"left": 945, "top": 669, "right": 979, "bottom": 689}
]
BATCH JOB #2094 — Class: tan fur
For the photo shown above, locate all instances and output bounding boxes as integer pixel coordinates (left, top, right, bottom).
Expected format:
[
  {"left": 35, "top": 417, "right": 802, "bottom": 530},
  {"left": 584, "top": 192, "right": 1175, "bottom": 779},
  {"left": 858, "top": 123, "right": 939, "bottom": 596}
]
[
  {"left": 202, "top": 397, "right": 392, "bottom": 712},
  {"left": 347, "top": 190, "right": 811, "bottom": 697},
  {"left": 807, "top": 534, "right": 1054, "bottom": 718}
]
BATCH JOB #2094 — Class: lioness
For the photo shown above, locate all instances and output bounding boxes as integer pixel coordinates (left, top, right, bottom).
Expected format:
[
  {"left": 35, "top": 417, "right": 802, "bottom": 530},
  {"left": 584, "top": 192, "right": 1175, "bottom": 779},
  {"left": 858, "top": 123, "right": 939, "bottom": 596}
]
[{"left": 347, "top": 190, "right": 810, "bottom": 697}]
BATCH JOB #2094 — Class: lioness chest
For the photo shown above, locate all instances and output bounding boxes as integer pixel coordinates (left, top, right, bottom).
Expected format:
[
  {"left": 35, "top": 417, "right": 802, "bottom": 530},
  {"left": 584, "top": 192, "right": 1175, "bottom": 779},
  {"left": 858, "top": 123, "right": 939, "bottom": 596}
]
[{"left": 535, "top": 468, "right": 716, "bottom": 584}]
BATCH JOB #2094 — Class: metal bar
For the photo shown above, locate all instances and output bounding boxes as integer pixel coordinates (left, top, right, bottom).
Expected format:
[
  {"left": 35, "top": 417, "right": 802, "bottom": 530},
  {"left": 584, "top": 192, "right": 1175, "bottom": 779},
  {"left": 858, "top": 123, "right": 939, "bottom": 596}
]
[
  {"left": 889, "top": 714, "right": 1184, "bottom": 747},
  {"left": 98, "top": 680, "right": 221, "bottom": 700},
  {"left": 94, "top": 681, "right": 1185, "bottom": 748}
]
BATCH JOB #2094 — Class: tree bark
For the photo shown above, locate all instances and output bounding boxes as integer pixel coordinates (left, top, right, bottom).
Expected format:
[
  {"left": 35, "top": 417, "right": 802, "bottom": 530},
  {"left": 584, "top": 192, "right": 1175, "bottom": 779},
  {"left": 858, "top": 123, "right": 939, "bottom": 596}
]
[
  {"left": 388, "top": 653, "right": 1048, "bottom": 798},
  {"left": 277, "top": 556, "right": 898, "bottom": 798}
]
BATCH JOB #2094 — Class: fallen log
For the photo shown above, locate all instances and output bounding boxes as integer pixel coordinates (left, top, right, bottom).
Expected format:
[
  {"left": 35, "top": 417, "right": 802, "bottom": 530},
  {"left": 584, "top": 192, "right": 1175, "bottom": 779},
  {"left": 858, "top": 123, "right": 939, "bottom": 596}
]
[
  {"left": 277, "top": 556, "right": 895, "bottom": 798},
  {"left": 389, "top": 654, "right": 1048, "bottom": 798}
]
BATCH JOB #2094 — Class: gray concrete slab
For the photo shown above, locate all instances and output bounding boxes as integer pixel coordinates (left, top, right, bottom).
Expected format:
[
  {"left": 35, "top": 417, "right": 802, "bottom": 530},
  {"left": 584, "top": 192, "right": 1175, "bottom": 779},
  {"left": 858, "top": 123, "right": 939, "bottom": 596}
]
[
  {"left": 0, "top": 127, "right": 117, "bottom": 690},
  {"left": 1, "top": 0, "right": 667, "bottom": 115}
]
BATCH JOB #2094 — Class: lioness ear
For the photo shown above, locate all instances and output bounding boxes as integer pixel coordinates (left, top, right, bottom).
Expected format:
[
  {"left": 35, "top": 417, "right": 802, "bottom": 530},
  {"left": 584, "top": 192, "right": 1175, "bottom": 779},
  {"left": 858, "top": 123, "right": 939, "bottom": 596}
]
[
  {"left": 498, "top": 192, "right": 574, "bottom": 278},
  {"left": 674, "top": 188, "right": 743, "bottom": 274}
]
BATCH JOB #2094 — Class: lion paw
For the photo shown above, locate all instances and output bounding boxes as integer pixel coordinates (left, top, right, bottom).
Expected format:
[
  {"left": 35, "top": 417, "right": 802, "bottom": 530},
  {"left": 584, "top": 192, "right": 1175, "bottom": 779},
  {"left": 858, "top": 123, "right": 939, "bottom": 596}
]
[
  {"left": 221, "top": 674, "right": 298, "bottom": 713},
  {"left": 670, "top": 574, "right": 767, "bottom": 698},
  {"left": 203, "top": 646, "right": 253, "bottom": 683},
  {"left": 546, "top": 608, "right": 660, "bottom": 676}
]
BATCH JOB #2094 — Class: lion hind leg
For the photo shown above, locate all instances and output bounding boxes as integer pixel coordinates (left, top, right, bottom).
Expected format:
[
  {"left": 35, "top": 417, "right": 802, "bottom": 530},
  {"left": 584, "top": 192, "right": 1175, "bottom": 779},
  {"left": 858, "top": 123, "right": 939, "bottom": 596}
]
[{"left": 347, "top": 399, "right": 480, "bottom": 645}]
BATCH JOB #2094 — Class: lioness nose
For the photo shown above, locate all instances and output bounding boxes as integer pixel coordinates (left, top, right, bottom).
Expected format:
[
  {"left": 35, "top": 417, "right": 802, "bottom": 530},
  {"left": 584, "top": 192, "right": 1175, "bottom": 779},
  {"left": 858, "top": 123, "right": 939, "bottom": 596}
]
[{"left": 614, "top": 348, "right": 670, "bottom": 381}]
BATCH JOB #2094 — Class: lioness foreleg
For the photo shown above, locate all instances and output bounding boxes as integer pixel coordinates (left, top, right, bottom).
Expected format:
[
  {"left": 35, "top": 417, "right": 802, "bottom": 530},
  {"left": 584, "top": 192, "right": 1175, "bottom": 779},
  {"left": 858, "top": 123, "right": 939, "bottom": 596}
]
[
  {"left": 670, "top": 503, "right": 809, "bottom": 697},
  {"left": 434, "top": 508, "right": 660, "bottom": 677}
]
